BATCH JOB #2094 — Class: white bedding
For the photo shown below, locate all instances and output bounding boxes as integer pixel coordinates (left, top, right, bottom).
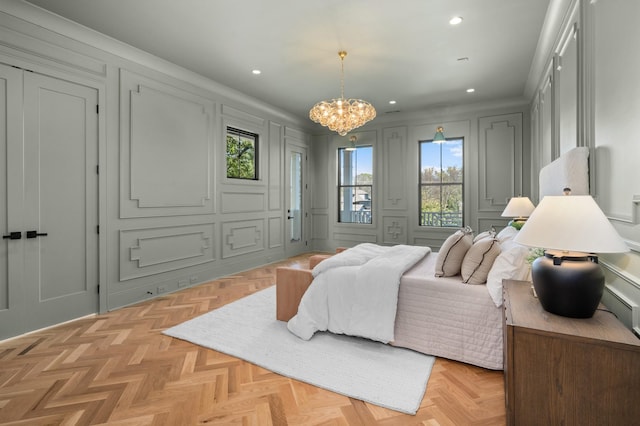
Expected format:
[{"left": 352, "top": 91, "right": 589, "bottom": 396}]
[
  {"left": 287, "top": 243, "right": 431, "bottom": 343},
  {"left": 391, "top": 253, "right": 504, "bottom": 370}
]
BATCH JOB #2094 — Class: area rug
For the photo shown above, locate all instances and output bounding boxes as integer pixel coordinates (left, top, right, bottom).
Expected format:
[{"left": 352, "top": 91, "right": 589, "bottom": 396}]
[{"left": 163, "top": 286, "right": 435, "bottom": 415}]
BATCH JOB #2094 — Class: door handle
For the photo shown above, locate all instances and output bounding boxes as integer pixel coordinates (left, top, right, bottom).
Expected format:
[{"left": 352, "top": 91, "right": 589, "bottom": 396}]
[
  {"left": 26, "top": 230, "right": 48, "bottom": 238},
  {"left": 2, "top": 231, "right": 21, "bottom": 240}
]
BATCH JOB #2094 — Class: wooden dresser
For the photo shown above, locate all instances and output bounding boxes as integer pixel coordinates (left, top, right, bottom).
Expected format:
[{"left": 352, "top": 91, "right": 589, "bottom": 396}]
[{"left": 503, "top": 279, "right": 640, "bottom": 426}]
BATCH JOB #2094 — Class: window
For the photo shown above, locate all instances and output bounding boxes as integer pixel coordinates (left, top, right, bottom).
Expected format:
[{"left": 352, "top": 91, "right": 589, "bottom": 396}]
[
  {"left": 226, "top": 127, "right": 258, "bottom": 180},
  {"left": 419, "top": 137, "right": 463, "bottom": 227},
  {"left": 338, "top": 146, "right": 373, "bottom": 224}
]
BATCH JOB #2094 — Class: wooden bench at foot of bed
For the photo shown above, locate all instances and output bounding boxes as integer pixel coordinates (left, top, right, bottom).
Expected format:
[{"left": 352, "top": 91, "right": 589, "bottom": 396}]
[{"left": 275, "top": 248, "right": 346, "bottom": 321}]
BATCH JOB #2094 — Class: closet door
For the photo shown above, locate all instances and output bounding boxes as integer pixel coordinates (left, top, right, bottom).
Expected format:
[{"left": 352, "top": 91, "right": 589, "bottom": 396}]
[
  {"left": 22, "top": 72, "right": 99, "bottom": 333},
  {"left": 0, "top": 68, "right": 99, "bottom": 340},
  {"left": 0, "top": 64, "right": 27, "bottom": 338}
]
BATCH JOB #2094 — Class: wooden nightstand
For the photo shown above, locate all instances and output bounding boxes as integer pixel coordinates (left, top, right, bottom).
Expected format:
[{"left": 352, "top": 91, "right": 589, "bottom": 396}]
[{"left": 503, "top": 279, "right": 640, "bottom": 426}]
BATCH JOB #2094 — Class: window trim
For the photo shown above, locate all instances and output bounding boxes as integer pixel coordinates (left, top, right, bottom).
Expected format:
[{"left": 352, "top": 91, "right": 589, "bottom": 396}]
[
  {"left": 418, "top": 137, "right": 464, "bottom": 228},
  {"left": 337, "top": 145, "right": 374, "bottom": 225},
  {"left": 226, "top": 126, "right": 259, "bottom": 181}
]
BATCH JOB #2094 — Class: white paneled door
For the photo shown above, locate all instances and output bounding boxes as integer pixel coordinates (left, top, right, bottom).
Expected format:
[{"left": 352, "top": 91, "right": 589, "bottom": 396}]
[{"left": 0, "top": 64, "right": 99, "bottom": 340}]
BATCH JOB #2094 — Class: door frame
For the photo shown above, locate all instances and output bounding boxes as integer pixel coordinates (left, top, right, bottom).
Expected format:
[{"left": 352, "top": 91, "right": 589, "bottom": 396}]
[
  {"left": 284, "top": 141, "right": 308, "bottom": 257},
  {"left": 0, "top": 55, "right": 107, "bottom": 319}
]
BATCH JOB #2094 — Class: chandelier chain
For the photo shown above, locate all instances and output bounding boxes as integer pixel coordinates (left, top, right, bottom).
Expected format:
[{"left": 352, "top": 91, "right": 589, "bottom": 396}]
[{"left": 340, "top": 52, "right": 345, "bottom": 99}]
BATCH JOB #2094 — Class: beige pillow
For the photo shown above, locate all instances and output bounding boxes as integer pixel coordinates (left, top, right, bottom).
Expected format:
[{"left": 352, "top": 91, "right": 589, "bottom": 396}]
[
  {"left": 435, "top": 229, "right": 473, "bottom": 277},
  {"left": 461, "top": 238, "right": 502, "bottom": 284},
  {"left": 473, "top": 228, "right": 496, "bottom": 243}
]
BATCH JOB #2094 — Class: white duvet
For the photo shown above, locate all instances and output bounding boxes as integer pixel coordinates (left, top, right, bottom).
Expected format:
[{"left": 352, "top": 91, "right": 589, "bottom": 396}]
[{"left": 287, "top": 243, "right": 431, "bottom": 343}]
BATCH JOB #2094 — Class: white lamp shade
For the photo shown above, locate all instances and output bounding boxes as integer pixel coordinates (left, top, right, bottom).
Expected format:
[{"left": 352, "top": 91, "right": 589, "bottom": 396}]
[
  {"left": 501, "top": 196, "right": 535, "bottom": 218},
  {"left": 514, "top": 195, "right": 629, "bottom": 253}
]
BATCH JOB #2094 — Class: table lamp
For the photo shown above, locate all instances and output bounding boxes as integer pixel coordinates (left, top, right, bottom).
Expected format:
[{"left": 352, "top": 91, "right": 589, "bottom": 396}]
[
  {"left": 501, "top": 196, "right": 535, "bottom": 229},
  {"left": 514, "top": 194, "right": 629, "bottom": 318}
]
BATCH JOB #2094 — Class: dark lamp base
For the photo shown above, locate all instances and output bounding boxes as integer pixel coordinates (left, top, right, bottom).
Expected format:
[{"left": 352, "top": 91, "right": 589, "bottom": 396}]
[{"left": 531, "top": 252, "right": 604, "bottom": 318}]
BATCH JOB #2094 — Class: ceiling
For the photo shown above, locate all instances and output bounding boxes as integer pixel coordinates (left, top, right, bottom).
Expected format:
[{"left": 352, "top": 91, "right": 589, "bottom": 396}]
[{"left": 24, "top": 0, "right": 550, "bottom": 121}]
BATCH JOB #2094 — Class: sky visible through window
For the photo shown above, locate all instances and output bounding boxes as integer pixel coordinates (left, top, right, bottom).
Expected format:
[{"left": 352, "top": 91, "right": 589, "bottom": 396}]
[
  {"left": 356, "top": 147, "right": 373, "bottom": 174},
  {"left": 353, "top": 141, "right": 462, "bottom": 174},
  {"left": 420, "top": 140, "right": 463, "bottom": 172}
]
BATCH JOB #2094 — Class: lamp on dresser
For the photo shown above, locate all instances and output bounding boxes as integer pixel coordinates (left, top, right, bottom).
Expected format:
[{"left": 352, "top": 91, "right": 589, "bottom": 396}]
[
  {"left": 501, "top": 196, "right": 535, "bottom": 229},
  {"left": 514, "top": 193, "right": 629, "bottom": 318}
]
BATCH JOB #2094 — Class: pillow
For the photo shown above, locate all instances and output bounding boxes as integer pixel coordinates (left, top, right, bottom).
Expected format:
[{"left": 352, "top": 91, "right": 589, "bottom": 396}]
[
  {"left": 473, "top": 227, "right": 496, "bottom": 243},
  {"left": 496, "top": 225, "right": 518, "bottom": 245},
  {"left": 486, "top": 244, "right": 531, "bottom": 307},
  {"left": 461, "top": 238, "right": 501, "bottom": 284},
  {"left": 434, "top": 229, "right": 473, "bottom": 277}
]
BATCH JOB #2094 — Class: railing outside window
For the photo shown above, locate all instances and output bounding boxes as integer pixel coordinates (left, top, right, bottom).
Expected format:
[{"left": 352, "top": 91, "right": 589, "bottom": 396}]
[
  {"left": 341, "top": 210, "right": 373, "bottom": 224},
  {"left": 419, "top": 137, "right": 464, "bottom": 228},
  {"left": 338, "top": 146, "right": 373, "bottom": 224},
  {"left": 420, "top": 211, "right": 463, "bottom": 227}
]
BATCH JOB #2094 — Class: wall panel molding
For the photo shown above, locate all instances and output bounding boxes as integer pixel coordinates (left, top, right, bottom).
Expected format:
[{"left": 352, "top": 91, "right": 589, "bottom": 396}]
[
  {"left": 530, "top": 98, "right": 541, "bottom": 202},
  {"left": 556, "top": 14, "right": 579, "bottom": 156},
  {"left": 382, "top": 127, "right": 408, "bottom": 210},
  {"left": 268, "top": 122, "right": 283, "bottom": 211},
  {"left": 220, "top": 191, "right": 266, "bottom": 213},
  {"left": 478, "top": 113, "right": 523, "bottom": 212},
  {"left": 478, "top": 217, "right": 509, "bottom": 232},
  {"left": 382, "top": 216, "right": 407, "bottom": 245},
  {"left": 268, "top": 217, "right": 283, "bottom": 249},
  {"left": 119, "top": 69, "right": 215, "bottom": 218},
  {"left": 333, "top": 232, "right": 377, "bottom": 244},
  {"left": 540, "top": 66, "right": 555, "bottom": 168},
  {"left": 312, "top": 213, "right": 329, "bottom": 240},
  {"left": 311, "top": 136, "right": 330, "bottom": 210},
  {"left": 222, "top": 219, "right": 265, "bottom": 259},
  {"left": 602, "top": 259, "right": 640, "bottom": 335},
  {"left": 119, "top": 223, "right": 215, "bottom": 281}
]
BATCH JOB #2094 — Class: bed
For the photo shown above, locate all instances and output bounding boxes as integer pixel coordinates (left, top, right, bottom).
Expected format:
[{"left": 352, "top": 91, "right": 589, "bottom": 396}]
[
  {"left": 277, "top": 227, "right": 524, "bottom": 371},
  {"left": 276, "top": 146, "right": 590, "bottom": 371}
]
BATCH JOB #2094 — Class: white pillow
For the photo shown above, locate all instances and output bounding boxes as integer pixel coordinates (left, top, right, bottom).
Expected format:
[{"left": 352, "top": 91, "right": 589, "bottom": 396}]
[
  {"left": 486, "top": 244, "right": 531, "bottom": 307},
  {"left": 496, "top": 225, "right": 518, "bottom": 245}
]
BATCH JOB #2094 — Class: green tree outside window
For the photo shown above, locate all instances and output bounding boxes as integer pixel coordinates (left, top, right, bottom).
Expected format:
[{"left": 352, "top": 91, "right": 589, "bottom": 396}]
[
  {"left": 419, "top": 138, "right": 464, "bottom": 227},
  {"left": 227, "top": 127, "right": 258, "bottom": 180}
]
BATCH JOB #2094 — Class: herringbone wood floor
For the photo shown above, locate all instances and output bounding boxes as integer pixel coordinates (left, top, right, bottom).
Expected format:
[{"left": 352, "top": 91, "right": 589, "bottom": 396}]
[{"left": 0, "top": 254, "right": 506, "bottom": 425}]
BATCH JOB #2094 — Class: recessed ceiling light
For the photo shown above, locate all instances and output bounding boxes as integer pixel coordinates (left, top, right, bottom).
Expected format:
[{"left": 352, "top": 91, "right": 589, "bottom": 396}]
[
  {"left": 466, "top": 88, "right": 475, "bottom": 93},
  {"left": 389, "top": 100, "right": 397, "bottom": 105},
  {"left": 252, "top": 69, "right": 261, "bottom": 75},
  {"left": 449, "top": 16, "right": 463, "bottom": 25}
]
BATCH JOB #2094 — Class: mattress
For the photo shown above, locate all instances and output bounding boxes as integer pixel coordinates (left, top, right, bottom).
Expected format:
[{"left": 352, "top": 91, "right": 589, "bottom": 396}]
[{"left": 391, "top": 253, "right": 504, "bottom": 370}]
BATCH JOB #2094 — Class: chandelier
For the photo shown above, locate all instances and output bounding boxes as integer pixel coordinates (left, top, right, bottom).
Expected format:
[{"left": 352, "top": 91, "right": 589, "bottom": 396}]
[{"left": 309, "top": 51, "right": 376, "bottom": 136}]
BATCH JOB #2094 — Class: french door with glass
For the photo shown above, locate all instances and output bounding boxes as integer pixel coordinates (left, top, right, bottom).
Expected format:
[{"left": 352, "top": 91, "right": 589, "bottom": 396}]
[{"left": 285, "top": 143, "right": 306, "bottom": 255}]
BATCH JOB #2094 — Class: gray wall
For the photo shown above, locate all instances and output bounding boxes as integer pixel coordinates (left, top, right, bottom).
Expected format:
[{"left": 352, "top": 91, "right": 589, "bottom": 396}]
[
  {"left": 309, "top": 104, "right": 531, "bottom": 252},
  {"left": 4, "top": 0, "right": 639, "bottom": 338},
  {"left": 527, "top": 0, "right": 640, "bottom": 335},
  {"left": 0, "top": 1, "right": 311, "bottom": 316}
]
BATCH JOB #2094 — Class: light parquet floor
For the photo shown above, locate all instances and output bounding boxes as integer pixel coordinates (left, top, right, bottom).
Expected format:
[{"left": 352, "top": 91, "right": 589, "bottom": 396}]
[{"left": 0, "top": 254, "right": 506, "bottom": 425}]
